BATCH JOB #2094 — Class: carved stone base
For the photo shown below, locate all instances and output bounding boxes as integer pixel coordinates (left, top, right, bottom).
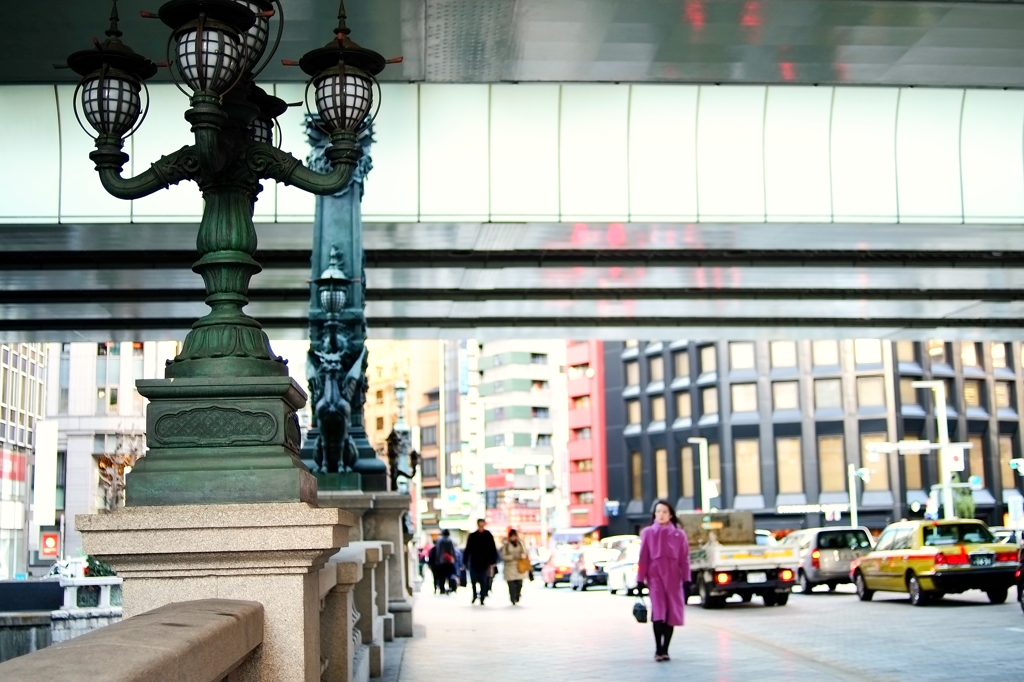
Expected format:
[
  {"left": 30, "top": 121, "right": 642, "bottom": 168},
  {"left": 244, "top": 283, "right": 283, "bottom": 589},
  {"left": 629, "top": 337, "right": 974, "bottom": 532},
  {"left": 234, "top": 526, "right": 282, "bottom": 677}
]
[{"left": 129, "top": 376, "right": 316, "bottom": 506}]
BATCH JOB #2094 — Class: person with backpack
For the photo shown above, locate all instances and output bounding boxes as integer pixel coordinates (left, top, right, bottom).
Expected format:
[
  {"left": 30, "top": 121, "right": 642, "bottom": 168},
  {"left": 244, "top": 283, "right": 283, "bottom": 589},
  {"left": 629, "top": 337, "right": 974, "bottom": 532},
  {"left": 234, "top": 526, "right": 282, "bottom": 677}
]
[{"left": 432, "top": 529, "right": 457, "bottom": 595}]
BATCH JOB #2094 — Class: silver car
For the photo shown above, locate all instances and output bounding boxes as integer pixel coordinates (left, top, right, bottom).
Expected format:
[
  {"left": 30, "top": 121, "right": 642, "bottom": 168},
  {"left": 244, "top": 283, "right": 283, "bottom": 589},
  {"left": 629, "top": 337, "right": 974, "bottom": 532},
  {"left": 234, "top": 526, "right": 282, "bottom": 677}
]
[{"left": 783, "top": 527, "right": 873, "bottom": 593}]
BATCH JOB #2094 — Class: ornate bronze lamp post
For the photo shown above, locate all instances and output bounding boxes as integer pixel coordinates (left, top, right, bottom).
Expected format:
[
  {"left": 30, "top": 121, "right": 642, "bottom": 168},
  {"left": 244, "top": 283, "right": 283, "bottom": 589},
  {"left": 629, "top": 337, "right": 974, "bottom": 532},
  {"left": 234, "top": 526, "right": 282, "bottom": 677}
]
[{"left": 65, "top": 0, "right": 393, "bottom": 505}]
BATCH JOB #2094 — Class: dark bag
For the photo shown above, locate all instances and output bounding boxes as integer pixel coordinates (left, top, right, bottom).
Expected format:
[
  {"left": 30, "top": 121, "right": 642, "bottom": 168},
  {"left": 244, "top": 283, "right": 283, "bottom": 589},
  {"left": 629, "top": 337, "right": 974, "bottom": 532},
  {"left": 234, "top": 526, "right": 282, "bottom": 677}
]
[{"left": 632, "top": 595, "right": 648, "bottom": 624}]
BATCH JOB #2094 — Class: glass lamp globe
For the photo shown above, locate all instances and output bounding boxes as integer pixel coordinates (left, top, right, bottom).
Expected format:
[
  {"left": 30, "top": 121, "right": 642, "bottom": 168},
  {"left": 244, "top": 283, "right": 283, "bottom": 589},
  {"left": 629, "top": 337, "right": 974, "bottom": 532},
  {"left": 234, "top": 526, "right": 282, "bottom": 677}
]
[
  {"left": 233, "top": 0, "right": 271, "bottom": 72},
  {"left": 313, "top": 66, "right": 373, "bottom": 132},
  {"left": 175, "top": 22, "right": 244, "bottom": 94},
  {"left": 319, "top": 286, "right": 347, "bottom": 315},
  {"left": 81, "top": 71, "right": 142, "bottom": 137},
  {"left": 250, "top": 117, "right": 273, "bottom": 144}
]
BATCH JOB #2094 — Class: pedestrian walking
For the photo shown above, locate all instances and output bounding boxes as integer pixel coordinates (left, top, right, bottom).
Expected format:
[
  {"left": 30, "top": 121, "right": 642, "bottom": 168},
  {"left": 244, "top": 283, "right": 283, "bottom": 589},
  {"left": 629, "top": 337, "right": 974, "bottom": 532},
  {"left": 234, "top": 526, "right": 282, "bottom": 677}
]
[
  {"left": 636, "top": 499, "right": 690, "bottom": 662},
  {"left": 432, "top": 529, "right": 457, "bottom": 595},
  {"left": 463, "top": 518, "right": 497, "bottom": 605},
  {"left": 499, "top": 529, "right": 530, "bottom": 605}
]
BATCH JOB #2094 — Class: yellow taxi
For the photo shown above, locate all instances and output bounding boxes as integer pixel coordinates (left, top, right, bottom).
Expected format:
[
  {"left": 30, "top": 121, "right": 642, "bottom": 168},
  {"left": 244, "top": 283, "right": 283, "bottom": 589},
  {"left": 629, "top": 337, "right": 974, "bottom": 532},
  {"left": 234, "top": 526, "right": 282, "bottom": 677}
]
[{"left": 850, "top": 519, "right": 1019, "bottom": 606}]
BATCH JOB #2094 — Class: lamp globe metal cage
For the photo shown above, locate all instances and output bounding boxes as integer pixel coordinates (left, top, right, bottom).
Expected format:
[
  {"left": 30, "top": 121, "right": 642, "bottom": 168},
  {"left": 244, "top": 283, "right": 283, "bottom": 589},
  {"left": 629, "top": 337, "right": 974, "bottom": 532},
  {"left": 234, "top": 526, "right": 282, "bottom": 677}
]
[
  {"left": 299, "top": 1, "right": 386, "bottom": 134},
  {"left": 158, "top": 0, "right": 256, "bottom": 96},
  {"left": 67, "top": 0, "right": 158, "bottom": 139},
  {"left": 248, "top": 85, "right": 287, "bottom": 145},
  {"left": 315, "top": 246, "right": 352, "bottom": 316}
]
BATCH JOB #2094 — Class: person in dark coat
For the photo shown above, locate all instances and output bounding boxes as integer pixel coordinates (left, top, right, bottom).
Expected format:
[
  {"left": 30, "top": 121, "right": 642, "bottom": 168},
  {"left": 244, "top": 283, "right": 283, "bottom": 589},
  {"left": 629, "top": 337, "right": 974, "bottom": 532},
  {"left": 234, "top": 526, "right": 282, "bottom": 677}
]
[
  {"left": 432, "top": 529, "right": 457, "bottom": 595},
  {"left": 637, "top": 499, "right": 691, "bottom": 662},
  {"left": 463, "top": 518, "right": 497, "bottom": 605}
]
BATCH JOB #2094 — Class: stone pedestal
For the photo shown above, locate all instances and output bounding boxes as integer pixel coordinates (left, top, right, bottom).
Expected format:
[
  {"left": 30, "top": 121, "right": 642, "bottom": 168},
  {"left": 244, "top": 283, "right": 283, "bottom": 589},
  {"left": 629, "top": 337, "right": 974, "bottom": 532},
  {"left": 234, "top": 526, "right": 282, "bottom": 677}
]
[
  {"left": 131, "top": 377, "right": 315, "bottom": 506},
  {"left": 319, "top": 491, "right": 374, "bottom": 540},
  {"left": 362, "top": 494, "right": 413, "bottom": 638},
  {"left": 78, "top": 503, "right": 352, "bottom": 682}
]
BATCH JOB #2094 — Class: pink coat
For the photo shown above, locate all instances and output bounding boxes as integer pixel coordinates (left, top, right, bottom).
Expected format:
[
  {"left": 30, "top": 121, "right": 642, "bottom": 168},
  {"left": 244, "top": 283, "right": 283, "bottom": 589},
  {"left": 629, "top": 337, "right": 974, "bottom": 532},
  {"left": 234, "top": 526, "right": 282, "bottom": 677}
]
[{"left": 636, "top": 523, "right": 691, "bottom": 627}]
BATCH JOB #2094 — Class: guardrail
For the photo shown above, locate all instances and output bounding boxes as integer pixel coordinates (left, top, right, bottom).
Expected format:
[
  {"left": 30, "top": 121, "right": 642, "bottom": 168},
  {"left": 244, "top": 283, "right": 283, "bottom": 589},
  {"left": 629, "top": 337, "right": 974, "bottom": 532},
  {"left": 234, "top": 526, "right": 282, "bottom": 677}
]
[{"left": 0, "top": 599, "right": 263, "bottom": 682}]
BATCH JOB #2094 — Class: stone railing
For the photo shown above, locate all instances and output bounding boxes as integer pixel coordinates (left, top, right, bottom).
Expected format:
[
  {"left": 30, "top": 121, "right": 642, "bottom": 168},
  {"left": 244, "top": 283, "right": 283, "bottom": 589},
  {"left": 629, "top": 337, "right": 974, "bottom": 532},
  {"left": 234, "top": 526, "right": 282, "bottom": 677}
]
[
  {"left": 51, "top": 576, "right": 124, "bottom": 644},
  {"left": 0, "top": 599, "right": 263, "bottom": 682}
]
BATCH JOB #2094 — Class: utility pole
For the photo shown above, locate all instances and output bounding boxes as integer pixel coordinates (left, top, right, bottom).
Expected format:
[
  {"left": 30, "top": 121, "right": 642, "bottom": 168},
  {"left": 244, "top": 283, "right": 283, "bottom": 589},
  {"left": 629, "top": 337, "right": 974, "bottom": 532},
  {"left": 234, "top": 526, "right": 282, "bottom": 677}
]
[
  {"left": 913, "top": 380, "right": 956, "bottom": 520},
  {"left": 847, "top": 463, "right": 871, "bottom": 528},
  {"left": 688, "top": 437, "right": 716, "bottom": 512}
]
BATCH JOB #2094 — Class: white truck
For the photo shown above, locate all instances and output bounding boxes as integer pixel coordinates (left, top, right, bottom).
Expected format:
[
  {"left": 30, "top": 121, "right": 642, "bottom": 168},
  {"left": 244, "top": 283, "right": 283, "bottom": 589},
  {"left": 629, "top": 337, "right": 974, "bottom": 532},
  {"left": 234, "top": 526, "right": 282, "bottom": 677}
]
[{"left": 680, "top": 511, "right": 798, "bottom": 608}]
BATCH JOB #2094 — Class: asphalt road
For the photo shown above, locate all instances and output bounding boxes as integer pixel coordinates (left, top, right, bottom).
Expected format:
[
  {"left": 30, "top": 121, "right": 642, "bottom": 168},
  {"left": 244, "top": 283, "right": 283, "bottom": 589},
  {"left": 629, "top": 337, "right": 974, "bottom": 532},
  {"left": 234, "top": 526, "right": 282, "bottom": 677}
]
[{"left": 395, "top": 576, "right": 1024, "bottom": 682}]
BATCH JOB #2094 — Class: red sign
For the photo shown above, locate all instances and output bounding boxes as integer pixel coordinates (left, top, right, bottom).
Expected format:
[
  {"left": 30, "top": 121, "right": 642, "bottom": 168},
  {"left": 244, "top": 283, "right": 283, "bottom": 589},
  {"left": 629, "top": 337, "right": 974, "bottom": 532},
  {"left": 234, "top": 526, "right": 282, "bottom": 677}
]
[
  {"left": 1, "top": 449, "right": 26, "bottom": 482},
  {"left": 40, "top": 532, "right": 60, "bottom": 558}
]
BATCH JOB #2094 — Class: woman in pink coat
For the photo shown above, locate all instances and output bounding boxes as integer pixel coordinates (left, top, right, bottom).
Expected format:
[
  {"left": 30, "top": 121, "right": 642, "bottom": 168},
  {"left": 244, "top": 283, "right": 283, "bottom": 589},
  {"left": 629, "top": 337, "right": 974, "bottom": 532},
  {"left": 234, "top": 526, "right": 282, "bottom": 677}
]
[{"left": 636, "top": 499, "right": 691, "bottom": 662}]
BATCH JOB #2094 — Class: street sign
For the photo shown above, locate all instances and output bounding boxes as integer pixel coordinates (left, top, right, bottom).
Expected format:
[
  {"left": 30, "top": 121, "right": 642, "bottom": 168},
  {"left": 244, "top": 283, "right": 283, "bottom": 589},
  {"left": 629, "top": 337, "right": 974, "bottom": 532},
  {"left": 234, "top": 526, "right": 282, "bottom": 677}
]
[
  {"left": 39, "top": 531, "right": 59, "bottom": 559},
  {"left": 944, "top": 445, "right": 966, "bottom": 472}
]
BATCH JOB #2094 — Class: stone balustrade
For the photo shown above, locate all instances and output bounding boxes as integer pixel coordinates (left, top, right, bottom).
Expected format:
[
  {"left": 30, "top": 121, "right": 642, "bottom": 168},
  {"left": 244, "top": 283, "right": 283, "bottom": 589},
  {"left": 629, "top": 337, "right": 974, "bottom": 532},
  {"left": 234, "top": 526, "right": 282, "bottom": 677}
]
[
  {"left": 0, "top": 599, "right": 263, "bottom": 682},
  {"left": 51, "top": 576, "right": 124, "bottom": 644},
  {"left": 320, "top": 548, "right": 370, "bottom": 682}
]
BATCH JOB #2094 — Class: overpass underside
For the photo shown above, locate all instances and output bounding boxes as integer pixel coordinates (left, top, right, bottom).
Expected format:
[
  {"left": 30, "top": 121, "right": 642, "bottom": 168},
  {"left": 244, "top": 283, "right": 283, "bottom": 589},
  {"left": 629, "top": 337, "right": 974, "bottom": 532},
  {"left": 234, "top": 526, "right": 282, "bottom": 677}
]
[{"left": 1, "top": 221, "right": 1020, "bottom": 342}]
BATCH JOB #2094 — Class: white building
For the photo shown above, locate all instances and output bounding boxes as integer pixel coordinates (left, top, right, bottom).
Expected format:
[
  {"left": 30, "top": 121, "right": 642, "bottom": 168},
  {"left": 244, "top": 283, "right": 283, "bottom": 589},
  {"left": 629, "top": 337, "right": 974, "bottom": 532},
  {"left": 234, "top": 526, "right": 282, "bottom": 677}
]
[{"left": 0, "top": 343, "right": 46, "bottom": 579}]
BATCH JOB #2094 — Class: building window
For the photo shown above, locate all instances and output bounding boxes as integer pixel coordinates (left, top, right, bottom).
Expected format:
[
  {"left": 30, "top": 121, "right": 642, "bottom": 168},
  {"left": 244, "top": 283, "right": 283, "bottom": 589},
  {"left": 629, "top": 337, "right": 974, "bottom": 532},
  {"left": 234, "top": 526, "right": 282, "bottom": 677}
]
[
  {"left": 814, "top": 379, "right": 842, "bottom": 410},
  {"left": 903, "top": 432, "right": 923, "bottom": 490},
  {"left": 701, "top": 387, "right": 718, "bottom": 416},
  {"left": 650, "top": 396, "right": 666, "bottom": 421},
  {"left": 494, "top": 434, "right": 506, "bottom": 447},
  {"left": 854, "top": 339, "right": 882, "bottom": 365},
  {"left": 770, "top": 341, "right": 797, "bottom": 369},
  {"left": 631, "top": 452, "right": 643, "bottom": 499},
  {"left": 96, "top": 342, "right": 120, "bottom": 415},
  {"left": 899, "top": 379, "right": 919, "bottom": 406},
  {"left": 729, "top": 342, "right": 755, "bottom": 370},
  {"left": 625, "top": 340, "right": 639, "bottom": 348},
  {"left": 626, "top": 400, "right": 641, "bottom": 425},
  {"left": 734, "top": 439, "right": 761, "bottom": 495},
  {"left": 531, "top": 353, "right": 548, "bottom": 365},
  {"left": 532, "top": 380, "right": 549, "bottom": 391},
  {"left": 493, "top": 407, "right": 505, "bottom": 420},
  {"left": 995, "top": 382, "right": 1012, "bottom": 409},
  {"left": 992, "top": 343, "right": 1008, "bottom": 369},
  {"left": 573, "top": 395, "right": 591, "bottom": 409},
  {"left": 568, "top": 363, "right": 590, "bottom": 379},
  {"left": 536, "top": 434, "right": 552, "bottom": 446},
  {"left": 812, "top": 340, "right": 839, "bottom": 367},
  {"left": 896, "top": 341, "right": 916, "bottom": 363},
  {"left": 421, "top": 425, "right": 437, "bottom": 445},
  {"left": 700, "top": 345, "right": 716, "bottom": 374},
  {"left": 673, "top": 352, "right": 690, "bottom": 380},
  {"left": 575, "top": 459, "right": 593, "bottom": 472},
  {"left": 731, "top": 383, "right": 757, "bottom": 413},
  {"left": 968, "top": 434, "right": 985, "bottom": 487},
  {"left": 655, "top": 448, "right": 669, "bottom": 499},
  {"left": 376, "top": 416, "right": 385, "bottom": 430},
  {"left": 649, "top": 356, "right": 664, "bottom": 382},
  {"left": 776, "top": 437, "right": 803, "bottom": 494},
  {"left": 963, "top": 380, "right": 983, "bottom": 409},
  {"left": 927, "top": 340, "right": 947, "bottom": 365},
  {"left": 375, "top": 390, "right": 384, "bottom": 404},
  {"left": 422, "top": 457, "right": 438, "bottom": 478},
  {"left": 961, "top": 343, "right": 979, "bottom": 368},
  {"left": 999, "top": 435, "right": 1017, "bottom": 490},
  {"left": 578, "top": 491, "right": 595, "bottom": 504},
  {"left": 493, "top": 381, "right": 505, "bottom": 393},
  {"left": 862, "top": 434, "right": 889, "bottom": 491},
  {"left": 772, "top": 381, "right": 799, "bottom": 411},
  {"left": 680, "top": 446, "right": 694, "bottom": 498},
  {"left": 675, "top": 392, "right": 691, "bottom": 419},
  {"left": 856, "top": 377, "right": 886, "bottom": 408},
  {"left": 625, "top": 361, "right": 640, "bottom": 387},
  {"left": 819, "top": 435, "right": 845, "bottom": 492},
  {"left": 572, "top": 427, "right": 592, "bottom": 441},
  {"left": 532, "top": 407, "right": 550, "bottom": 419},
  {"left": 708, "top": 443, "right": 722, "bottom": 488}
]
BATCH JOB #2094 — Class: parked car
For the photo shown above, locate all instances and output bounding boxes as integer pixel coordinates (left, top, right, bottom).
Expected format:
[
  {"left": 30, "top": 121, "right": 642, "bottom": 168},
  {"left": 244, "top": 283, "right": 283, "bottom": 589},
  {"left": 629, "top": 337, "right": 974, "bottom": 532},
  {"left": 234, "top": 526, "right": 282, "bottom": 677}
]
[
  {"left": 541, "top": 549, "right": 580, "bottom": 588},
  {"left": 783, "top": 526, "right": 874, "bottom": 593},
  {"left": 850, "top": 519, "right": 1019, "bottom": 606},
  {"left": 569, "top": 546, "right": 620, "bottom": 591},
  {"left": 990, "top": 527, "right": 1024, "bottom": 546},
  {"left": 599, "top": 534, "right": 640, "bottom": 552},
  {"left": 606, "top": 542, "right": 642, "bottom": 596}
]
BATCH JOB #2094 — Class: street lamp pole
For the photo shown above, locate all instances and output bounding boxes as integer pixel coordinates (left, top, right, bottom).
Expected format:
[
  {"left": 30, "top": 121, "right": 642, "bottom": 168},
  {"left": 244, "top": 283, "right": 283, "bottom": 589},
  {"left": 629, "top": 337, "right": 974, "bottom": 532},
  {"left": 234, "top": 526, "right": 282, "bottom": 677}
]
[
  {"left": 847, "top": 463, "right": 871, "bottom": 528},
  {"left": 65, "top": 0, "right": 397, "bottom": 505},
  {"left": 914, "top": 380, "right": 956, "bottom": 520},
  {"left": 688, "top": 437, "right": 712, "bottom": 512}
]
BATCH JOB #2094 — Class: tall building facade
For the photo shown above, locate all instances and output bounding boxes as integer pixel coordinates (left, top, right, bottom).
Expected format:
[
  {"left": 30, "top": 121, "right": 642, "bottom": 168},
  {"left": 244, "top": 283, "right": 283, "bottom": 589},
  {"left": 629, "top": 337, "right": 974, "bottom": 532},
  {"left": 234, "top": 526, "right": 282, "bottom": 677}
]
[
  {"left": 364, "top": 340, "right": 441, "bottom": 456},
  {"left": 604, "top": 339, "right": 1024, "bottom": 536},
  {"left": 479, "top": 340, "right": 568, "bottom": 545},
  {"left": 43, "top": 341, "right": 179, "bottom": 559},
  {"left": 566, "top": 340, "right": 608, "bottom": 530},
  {"left": 1, "top": 343, "right": 46, "bottom": 579}
]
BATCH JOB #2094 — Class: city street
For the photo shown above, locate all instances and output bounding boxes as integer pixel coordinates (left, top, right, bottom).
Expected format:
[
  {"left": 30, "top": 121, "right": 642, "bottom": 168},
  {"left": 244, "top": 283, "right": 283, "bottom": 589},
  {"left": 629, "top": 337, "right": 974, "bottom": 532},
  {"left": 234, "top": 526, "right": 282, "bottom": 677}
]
[{"left": 394, "top": 578, "right": 1024, "bottom": 682}]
